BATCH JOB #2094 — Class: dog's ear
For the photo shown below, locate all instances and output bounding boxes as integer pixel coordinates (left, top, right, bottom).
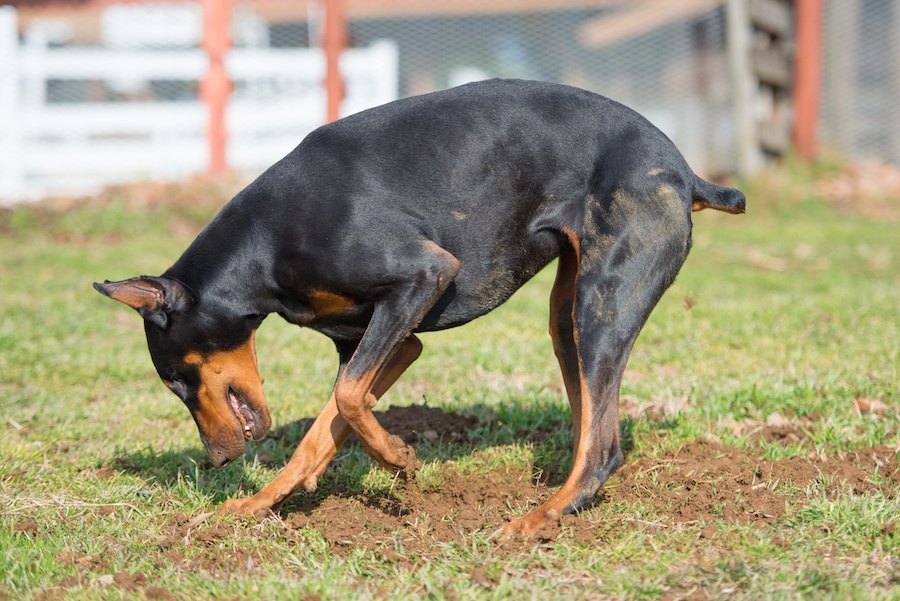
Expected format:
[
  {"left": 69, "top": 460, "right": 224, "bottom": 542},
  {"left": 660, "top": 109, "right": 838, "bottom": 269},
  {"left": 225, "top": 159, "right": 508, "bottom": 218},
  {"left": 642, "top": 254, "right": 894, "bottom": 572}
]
[{"left": 93, "top": 276, "right": 194, "bottom": 328}]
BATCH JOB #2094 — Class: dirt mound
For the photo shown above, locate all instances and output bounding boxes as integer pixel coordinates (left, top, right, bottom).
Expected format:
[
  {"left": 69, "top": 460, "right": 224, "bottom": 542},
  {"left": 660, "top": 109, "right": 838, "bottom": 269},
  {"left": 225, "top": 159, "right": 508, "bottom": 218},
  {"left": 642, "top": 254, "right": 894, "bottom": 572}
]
[
  {"left": 612, "top": 441, "right": 897, "bottom": 525},
  {"left": 153, "top": 406, "right": 897, "bottom": 560},
  {"left": 283, "top": 468, "right": 534, "bottom": 552},
  {"left": 369, "top": 404, "right": 480, "bottom": 445},
  {"left": 277, "top": 440, "right": 895, "bottom": 554}
]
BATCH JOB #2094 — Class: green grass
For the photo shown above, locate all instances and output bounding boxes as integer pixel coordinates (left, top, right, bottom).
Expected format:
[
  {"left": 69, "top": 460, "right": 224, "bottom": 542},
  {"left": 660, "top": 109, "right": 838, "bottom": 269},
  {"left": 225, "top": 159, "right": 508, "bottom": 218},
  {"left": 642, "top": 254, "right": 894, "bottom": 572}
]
[{"left": 0, "top": 164, "right": 898, "bottom": 600}]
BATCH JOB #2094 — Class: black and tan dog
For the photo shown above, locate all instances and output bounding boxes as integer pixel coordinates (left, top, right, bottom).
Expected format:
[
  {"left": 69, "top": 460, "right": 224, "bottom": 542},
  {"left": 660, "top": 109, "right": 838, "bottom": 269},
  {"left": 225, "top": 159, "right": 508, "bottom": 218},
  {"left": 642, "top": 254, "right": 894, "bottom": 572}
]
[{"left": 95, "top": 79, "right": 744, "bottom": 537}]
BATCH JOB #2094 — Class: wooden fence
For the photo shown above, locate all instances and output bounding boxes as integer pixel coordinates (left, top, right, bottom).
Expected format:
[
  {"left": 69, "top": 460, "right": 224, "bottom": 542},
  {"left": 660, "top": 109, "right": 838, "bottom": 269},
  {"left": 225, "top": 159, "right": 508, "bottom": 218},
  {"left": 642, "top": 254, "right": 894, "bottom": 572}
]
[{"left": 0, "top": 5, "right": 397, "bottom": 202}]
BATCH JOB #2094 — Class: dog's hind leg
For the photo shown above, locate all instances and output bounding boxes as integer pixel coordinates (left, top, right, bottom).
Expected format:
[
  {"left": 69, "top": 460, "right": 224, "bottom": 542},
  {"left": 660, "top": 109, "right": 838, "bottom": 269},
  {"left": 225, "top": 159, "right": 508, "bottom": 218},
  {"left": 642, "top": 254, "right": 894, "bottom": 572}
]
[
  {"left": 501, "top": 184, "right": 692, "bottom": 537},
  {"left": 547, "top": 234, "right": 585, "bottom": 466},
  {"left": 222, "top": 336, "right": 423, "bottom": 518}
]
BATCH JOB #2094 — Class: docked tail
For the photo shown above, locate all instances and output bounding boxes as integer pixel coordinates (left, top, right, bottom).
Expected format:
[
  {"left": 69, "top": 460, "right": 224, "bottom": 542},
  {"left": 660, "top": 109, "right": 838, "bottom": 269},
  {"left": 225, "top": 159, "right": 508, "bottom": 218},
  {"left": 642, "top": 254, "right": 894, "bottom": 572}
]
[{"left": 691, "top": 175, "right": 746, "bottom": 214}]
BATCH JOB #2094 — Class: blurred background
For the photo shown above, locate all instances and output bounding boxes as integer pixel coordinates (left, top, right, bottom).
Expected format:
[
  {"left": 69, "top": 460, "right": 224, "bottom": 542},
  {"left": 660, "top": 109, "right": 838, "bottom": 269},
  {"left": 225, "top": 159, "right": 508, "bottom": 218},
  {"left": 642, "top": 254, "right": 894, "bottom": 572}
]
[{"left": 0, "top": 0, "right": 897, "bottom": 203}]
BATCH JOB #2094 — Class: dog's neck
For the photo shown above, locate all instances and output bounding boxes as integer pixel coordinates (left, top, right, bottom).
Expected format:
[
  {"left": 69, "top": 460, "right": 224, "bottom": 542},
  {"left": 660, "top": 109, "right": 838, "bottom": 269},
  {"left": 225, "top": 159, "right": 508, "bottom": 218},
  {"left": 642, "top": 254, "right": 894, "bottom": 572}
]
[{"left": 164, "top": 193, "right": 279, "bottom": 317}]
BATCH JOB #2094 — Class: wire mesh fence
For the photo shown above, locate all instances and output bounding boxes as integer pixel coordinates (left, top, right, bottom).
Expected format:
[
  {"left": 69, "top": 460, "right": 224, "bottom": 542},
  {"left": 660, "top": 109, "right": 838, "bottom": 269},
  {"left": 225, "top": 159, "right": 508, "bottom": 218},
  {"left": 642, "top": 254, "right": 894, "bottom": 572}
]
[
  {"left": 0, "top": 0, "right": 898, "bottom": 203},
  {"left": 348, "top": 3, "right": 735, "bottom": 176},
  {"left": 820, "top": 0, "right": 900, "bottom": 166}
]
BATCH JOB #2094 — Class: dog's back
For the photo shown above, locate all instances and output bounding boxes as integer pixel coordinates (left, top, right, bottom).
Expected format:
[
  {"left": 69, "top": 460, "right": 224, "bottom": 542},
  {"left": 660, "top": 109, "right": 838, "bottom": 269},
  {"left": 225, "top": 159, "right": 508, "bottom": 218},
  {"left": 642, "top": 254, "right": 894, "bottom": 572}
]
[{"left": 234, "top": 79, "right": 740, "bottom": 329}]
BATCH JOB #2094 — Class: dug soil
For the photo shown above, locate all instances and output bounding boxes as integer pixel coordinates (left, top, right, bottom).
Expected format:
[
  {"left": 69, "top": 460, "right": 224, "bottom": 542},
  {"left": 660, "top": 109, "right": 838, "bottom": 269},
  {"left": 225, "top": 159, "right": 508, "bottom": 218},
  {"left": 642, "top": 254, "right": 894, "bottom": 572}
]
[{"left": 165, "top": 405, "right": 898, "bottom": 559}]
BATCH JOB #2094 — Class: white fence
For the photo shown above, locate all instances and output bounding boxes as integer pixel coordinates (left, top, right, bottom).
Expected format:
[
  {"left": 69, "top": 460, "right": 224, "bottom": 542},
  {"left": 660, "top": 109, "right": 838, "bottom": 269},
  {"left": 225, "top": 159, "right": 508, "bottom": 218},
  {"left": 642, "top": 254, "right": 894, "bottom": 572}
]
[{"left": 0, "top": 6, "right": 398, "bottom": 203}]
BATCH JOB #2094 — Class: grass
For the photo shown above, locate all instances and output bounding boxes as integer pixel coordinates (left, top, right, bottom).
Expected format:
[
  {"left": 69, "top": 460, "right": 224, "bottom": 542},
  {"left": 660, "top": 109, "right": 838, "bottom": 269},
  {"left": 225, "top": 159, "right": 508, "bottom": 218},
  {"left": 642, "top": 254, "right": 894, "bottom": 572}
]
[{"left": 0, "top": 162, "right": 898, "bottom": 600}]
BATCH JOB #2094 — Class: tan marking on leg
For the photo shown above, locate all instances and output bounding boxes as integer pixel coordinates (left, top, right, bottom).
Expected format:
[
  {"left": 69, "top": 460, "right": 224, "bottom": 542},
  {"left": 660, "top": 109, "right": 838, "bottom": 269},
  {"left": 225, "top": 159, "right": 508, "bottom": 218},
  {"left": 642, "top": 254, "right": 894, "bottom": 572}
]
[
  {"left": 500, "top": 228, "right": 597, "bottom": 538},
  {"left": 222, "top": 393, "right": 348, "bottom": 518},
  {"left": 335, "top": 374, "right": 416, "bottom": 472},
  {"left": 501, "top": 388, "right": 604, "bottom": 538},
  {"left": 333, "top": 337, "right": 430, "bottom": 472},
  {"left": 221, "top": 337, "right": 423, "bottom": 518},
  {"left": 559, "top": 228, "right": 592, "bottom": 459},
  {"left": 647, "top": 167, "right": 665, "bottom": 176},
  {"left": 553, "top": 228, "right": 583, "bottom": 451},
  {"left": 502, "top": 226, "right": 626, "bottom": 538},
  {"left": 332, "top": 242, "right": 457, "bottom": 471}
]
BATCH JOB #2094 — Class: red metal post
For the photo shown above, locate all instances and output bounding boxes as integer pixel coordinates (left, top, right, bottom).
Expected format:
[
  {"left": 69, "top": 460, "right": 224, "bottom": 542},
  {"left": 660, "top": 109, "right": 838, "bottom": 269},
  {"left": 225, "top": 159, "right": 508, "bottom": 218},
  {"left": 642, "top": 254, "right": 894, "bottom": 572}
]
[
  {"left": 201, "top": 0, "right": 231, "bottom": 174},
  {"left": 793, "top": 0, "right": 823, "bottom": 159},
  {"left": 323, "top": 0, "right": 347, "bottom": 123}
]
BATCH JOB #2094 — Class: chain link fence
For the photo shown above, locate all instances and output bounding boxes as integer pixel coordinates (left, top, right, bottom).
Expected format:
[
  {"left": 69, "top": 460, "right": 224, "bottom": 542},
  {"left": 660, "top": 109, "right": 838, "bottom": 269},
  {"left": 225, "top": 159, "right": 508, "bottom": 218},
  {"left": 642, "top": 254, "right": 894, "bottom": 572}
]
[
  {"left": 1, "top": 0, "right": 898, "bottom": 202},
  {"left": 348, "top": 2, "right": 735, "bottom": 176},
  {"left": 820, "top": 0, "right": 900, "bottom": 165}
]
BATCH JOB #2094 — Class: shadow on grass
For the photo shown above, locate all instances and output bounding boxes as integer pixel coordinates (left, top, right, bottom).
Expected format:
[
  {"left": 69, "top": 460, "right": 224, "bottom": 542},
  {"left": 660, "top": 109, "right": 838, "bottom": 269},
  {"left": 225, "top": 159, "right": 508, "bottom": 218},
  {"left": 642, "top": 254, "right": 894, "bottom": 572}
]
[{"left": 112, "top": 401, "right": 660, "bottom": 509}]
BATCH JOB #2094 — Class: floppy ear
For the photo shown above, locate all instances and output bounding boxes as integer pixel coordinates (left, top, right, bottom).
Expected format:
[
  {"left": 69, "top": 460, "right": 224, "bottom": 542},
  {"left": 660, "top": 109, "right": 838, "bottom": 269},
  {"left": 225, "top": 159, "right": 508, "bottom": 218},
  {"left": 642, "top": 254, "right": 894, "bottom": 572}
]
[{"left": 93, "top": 276, "right": 193, "bottom": 328}]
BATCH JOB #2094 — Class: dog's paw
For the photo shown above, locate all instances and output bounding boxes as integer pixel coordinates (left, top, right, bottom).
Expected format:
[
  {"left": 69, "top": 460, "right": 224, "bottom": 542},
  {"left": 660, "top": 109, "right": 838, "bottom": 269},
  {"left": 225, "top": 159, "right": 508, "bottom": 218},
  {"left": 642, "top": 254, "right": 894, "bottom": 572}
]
[
  {"left": 384, "top": 434, "right": 418, "bottom": 474},
  {"left": 498, "top": 507, "right": 561, "bottom": 540},
  {"left": 220, "top": 496, "right": 272, "bottom": 521}
]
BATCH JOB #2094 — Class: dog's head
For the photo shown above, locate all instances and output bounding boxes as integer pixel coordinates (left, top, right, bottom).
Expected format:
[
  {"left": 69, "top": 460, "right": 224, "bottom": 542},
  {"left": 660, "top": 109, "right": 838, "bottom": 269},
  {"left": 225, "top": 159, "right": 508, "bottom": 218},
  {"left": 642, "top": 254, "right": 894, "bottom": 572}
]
[{"left": 94, "top": 276, "right": 272, "bottom": 466}]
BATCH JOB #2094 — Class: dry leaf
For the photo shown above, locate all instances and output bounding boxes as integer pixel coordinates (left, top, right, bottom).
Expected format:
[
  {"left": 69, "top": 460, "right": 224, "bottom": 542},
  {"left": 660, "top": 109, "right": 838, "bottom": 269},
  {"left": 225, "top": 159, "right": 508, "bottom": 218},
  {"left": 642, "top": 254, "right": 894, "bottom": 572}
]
[{"left": 854, "top": 397, "right": 890, "bottom": 416}]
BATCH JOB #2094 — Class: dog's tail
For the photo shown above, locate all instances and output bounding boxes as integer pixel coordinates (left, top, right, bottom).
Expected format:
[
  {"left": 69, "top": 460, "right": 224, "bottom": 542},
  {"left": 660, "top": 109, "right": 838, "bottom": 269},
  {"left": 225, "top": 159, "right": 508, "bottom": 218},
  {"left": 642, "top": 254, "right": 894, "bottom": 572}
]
[{"left": 690, "top": 175, "right": 746, "bottom": 214}]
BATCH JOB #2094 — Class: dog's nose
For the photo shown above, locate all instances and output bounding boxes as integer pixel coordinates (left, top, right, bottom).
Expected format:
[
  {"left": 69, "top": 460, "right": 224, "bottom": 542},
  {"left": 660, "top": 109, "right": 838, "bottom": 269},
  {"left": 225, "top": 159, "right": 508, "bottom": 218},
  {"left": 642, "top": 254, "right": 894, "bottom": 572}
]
[{"left": 207, "top": 447, "right": 230, "bottom": 468}]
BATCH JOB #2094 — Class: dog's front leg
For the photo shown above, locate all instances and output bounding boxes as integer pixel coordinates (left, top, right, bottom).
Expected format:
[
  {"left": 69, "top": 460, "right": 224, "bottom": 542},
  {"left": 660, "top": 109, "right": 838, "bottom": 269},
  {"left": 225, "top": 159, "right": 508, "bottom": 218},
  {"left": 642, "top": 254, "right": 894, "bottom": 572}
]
[
  {"left": 222, "top": 337, "right": 423, "bottom": 518},
  {"left": 332, "top": 242, "right": 459, "bottom": 474},
  {"left": 221, "top": 391, "right": 351, "bottom": 518}
]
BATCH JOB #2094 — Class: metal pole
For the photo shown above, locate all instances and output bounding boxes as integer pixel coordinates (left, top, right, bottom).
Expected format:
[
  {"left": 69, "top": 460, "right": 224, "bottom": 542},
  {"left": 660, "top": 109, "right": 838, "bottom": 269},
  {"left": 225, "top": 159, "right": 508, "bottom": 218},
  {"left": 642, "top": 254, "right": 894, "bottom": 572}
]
[
  {"left": 726, "top": 0, "right": 760, "bottom": 176},
  {"left": 201, "top": 0, "right": 231, "bottom": 174},
  {"left": 793, "top": 0, "right": 823, "bottom": 159},
  {"left": 323, "top": 0, "right": 347, "bottom": 123}
]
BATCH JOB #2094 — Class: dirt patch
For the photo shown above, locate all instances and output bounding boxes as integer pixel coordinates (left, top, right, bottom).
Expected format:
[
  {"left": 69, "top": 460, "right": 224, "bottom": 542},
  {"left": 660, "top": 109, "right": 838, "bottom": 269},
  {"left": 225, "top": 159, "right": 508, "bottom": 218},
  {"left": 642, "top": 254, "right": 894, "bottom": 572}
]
[
  {"left": 145, "top": 588, "right": 178, "bottom": 601},
  {"left": 55, "top": 550, "right": 108, "bottom": 572},
  {"left": 154, "top": 406, "right": 897, "bottom": 560},
  {"left": 369, "top": 404, "right": 480, "bottom": 445},
  {"left": 110, "top": 572, "right": 148, "bottom": 591},
  {"left": 283, "top": 468, "right": 535, "bottom": 552},
  {"left": 13, "top": 516, "right": 40, "bottom": 537},
  {"left": 277, "top": 441, "right": 896, "bottom": 554},
  {"left": 815, "top": 160, "right": 900, "bottom": 220},
  {"left": 0, "top": 176, "right": 242, "bottom": 242},
  {"left": 158, "top": 513, "right": 232, "bottom": 550},
  {"left": 50, "top": 552, "right": 152, "bottom": 598},
  {"left": 611, "top": 441, "right": 898, "bottom": 526},
  {"left": 154, "top": 512, "right": 276, "bottom": 577}
]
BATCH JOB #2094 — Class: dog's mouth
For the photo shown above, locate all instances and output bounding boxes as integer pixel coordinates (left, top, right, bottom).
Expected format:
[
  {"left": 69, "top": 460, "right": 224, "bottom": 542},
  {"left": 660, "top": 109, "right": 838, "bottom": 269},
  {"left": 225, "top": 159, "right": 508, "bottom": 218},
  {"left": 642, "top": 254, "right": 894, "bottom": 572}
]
[
  {"left": 228, "top": 386, "right": 254, "bottom": 440},
  {"left": 226, "top": 386, "right": 269, "bottom": 441}
]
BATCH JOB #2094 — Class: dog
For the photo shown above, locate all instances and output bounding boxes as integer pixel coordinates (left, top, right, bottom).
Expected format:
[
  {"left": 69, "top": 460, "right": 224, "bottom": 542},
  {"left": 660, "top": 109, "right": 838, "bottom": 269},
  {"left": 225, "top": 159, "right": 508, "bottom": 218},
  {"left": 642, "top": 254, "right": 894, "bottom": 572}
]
[{"left": 94, "top": 79, "right": 744, "bottom": 537}]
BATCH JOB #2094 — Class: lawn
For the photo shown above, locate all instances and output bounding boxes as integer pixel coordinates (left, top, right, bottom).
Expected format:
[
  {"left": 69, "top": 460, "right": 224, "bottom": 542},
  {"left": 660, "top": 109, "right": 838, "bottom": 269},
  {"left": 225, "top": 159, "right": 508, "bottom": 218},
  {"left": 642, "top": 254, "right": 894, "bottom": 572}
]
[{"left": 0, "top": 163, "right": 897, "bottom": 600}]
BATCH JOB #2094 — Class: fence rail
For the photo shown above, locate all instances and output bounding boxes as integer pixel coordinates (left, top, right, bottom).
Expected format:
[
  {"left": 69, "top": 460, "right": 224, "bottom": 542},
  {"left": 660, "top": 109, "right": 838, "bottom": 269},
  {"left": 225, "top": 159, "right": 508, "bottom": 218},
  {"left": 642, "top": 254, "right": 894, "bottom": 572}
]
[
  {"left": 3, "top": 0, "right": 899, "bottom": 203},
  {"left": 0, "top": 5, "right": 397, "bottom": 202}
]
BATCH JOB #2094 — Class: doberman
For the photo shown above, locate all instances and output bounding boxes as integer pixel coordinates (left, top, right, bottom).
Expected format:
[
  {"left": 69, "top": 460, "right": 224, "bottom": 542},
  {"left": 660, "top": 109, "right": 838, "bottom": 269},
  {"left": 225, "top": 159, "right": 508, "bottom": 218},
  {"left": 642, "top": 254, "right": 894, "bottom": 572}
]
[{"left": 94, "top": 79, "right": 744, "bottom": 537}]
